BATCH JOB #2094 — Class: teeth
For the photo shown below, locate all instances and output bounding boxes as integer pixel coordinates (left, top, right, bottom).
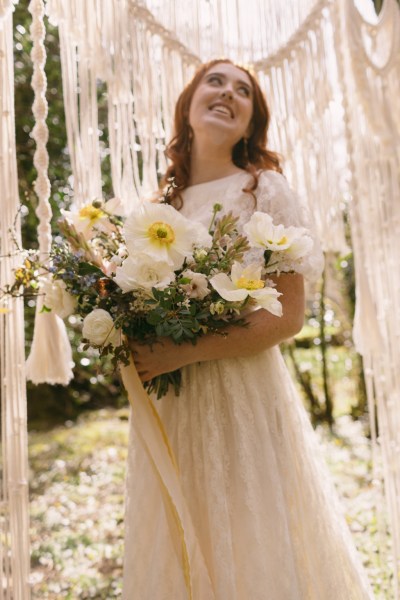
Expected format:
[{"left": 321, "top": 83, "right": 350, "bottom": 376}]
[{"left": 211, "top": 105, "right": 232, "bottom": 117}]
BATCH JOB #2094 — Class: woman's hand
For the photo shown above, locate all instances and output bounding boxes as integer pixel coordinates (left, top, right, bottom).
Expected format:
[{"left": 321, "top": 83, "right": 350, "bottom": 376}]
[{"left": 129, "top": 337, "right": 189, "bottom": 383}]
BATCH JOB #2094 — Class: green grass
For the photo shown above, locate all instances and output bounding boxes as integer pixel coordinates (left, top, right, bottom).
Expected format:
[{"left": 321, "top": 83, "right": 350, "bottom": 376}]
[{"left": 29, "top": 409, "right": 128, "bottom": 599}]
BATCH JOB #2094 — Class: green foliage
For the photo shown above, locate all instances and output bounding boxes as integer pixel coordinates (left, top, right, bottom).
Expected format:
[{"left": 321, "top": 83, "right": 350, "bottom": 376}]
[
  {"left": 14, "top": 1, "right": 70, "bottom": 246},
  {"left": 372, "top": 0, "right": 400, "bottom": 13},
  {"left": 13, "top": 2, "right": 122, "bottom": 425}
]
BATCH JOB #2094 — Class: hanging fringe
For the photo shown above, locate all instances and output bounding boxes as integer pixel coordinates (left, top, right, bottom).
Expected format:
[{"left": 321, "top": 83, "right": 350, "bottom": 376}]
[
  {"left": 0, "top": 4, "right": 32, "bottom": 598},
  {"left": 337, "top": 0, "right": 400, "bottom": 596},
  {"left": 25, "top": 0, "right": 73, "bottom": 385},
  {"left": 254, "top": 1, "right": 349, "bottom": 254}
]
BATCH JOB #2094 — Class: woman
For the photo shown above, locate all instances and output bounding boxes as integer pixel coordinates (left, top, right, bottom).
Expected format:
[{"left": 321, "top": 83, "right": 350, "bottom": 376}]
[{"left": 123, "top": 60, "right": 374, "bottom": 599}]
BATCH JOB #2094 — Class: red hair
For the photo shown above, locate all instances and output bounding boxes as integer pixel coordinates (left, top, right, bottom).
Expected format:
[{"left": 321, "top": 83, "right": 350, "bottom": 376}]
[{"left": 161, "top": 59, "right": 282, "bottom": 206}]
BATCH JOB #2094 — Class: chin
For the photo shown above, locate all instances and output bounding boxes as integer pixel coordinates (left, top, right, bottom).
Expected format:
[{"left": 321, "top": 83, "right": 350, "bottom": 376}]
[{"left": 195, "top": 120, "right": 241, "bottom": 146}]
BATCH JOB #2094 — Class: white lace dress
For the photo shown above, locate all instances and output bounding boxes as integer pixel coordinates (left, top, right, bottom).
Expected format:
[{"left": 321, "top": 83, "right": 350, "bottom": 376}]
[{"left": 122, "top": 171, "right": 375, "bottom": 600}]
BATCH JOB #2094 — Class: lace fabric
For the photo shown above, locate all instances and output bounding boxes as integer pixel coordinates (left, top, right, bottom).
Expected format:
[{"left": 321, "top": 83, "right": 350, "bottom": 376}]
[{"left": 122, "top": 170, "right": 374, "bottom": 599}]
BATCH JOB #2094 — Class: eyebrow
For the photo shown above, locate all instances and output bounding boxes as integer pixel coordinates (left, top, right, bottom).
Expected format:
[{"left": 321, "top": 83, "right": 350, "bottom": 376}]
[{"left": 206, "top": 71, "right": 252, "bottom": 91}]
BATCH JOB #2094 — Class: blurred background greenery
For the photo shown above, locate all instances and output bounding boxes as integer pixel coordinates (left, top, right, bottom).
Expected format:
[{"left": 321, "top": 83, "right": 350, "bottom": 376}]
[{"left": 13, "top": 0, "right": 392, "bottom": 431}]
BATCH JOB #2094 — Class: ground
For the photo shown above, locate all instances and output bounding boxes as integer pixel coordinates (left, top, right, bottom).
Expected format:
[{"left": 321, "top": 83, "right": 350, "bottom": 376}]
[{"left": 28, "top": 407, "right": 394, "bottom": 599}]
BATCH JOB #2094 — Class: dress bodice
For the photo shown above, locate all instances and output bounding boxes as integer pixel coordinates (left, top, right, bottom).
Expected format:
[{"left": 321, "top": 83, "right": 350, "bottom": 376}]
[{"left": 180, "top": 169, "right": 324, "bottom": 281}]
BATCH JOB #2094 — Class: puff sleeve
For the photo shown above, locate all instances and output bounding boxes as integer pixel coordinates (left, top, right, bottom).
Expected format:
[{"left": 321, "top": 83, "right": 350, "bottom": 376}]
[{"left": 254, "top": 170, "right": 324, "bottom": 282}]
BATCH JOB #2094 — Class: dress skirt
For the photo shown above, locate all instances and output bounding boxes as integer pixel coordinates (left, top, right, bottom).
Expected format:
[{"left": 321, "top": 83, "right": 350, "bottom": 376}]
[{"left": 122, "top": 346, "right": 374, "bottom": 599}]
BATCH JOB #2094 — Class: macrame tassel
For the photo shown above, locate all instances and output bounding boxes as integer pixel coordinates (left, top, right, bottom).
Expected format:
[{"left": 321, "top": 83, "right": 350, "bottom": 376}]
[
  {"left": 26, "top": 0, "right": 73, "bottom": 385},
  {"left": 26, "top": 299, "right": 74, "bottom": 385}
]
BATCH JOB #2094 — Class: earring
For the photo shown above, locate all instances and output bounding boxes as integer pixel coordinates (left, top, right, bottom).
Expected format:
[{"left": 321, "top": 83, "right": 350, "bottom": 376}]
[
  {"left": 186, "top": 127, "right": 193, "bottom": 154},
  {"left": 243, "top": 137, "right": 249, "bottom": 164}
]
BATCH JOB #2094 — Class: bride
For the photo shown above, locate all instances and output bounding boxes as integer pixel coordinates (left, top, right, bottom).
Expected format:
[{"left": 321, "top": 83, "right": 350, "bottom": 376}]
[{"left": 123, "top": 59, "right": 374, "bottom": 599}]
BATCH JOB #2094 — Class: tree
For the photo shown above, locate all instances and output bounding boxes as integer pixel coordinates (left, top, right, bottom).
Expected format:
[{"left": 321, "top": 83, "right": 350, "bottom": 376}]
[
  {"left": 13, "top": 1, "right": 123, "bottom": 429},
  {"left": 373, "top": 0, "right": 400, "bottom": 13}
]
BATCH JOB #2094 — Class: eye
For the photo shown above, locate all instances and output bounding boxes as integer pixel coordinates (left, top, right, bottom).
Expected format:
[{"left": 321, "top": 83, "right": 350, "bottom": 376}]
[
  {"left": 237, "top": 85, "right": 251, "bottom": 97},
  {"left": 207, "top": 74, "right": 222, "bottom": 85}
]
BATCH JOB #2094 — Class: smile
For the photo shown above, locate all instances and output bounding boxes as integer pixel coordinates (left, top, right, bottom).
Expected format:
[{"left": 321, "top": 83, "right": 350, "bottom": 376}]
[{"left": 209, "top": 103, "right": 234, "bottom": 118}]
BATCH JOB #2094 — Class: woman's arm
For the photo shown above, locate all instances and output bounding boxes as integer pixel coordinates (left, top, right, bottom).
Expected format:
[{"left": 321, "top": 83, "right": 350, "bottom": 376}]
[{"left": 130, "top": 273, "right": 305, "bottom": 382}]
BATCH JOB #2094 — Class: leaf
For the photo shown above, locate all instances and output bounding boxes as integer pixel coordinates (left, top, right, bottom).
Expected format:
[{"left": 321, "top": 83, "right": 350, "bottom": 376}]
[
  {"left": 264, "top": 249, "right": 273, "bottom": 266},
  {"left": 146, "top": 311, "right": 162, "bottom": 325},
  {"left": 40, "top": 304, "right": 52, "bottom": 313},
  {"left": 78, "top": 262, "right": 104, "bottom": 277}
]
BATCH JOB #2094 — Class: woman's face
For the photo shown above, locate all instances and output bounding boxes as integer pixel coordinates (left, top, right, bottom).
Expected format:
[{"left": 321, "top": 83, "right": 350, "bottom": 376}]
[{"left": 188, "top": 63, "right": 254, "bottom": 148}]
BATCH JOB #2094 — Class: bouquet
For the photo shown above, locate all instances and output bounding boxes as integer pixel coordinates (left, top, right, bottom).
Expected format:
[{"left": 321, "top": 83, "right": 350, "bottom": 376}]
[{"left": 1, "top": 184, "right": 314, "bottom": 398}]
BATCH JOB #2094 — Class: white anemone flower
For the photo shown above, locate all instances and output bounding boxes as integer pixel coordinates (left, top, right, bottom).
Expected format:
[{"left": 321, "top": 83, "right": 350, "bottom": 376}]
[
  {"left": 123, "top": 202, "right": 211, "bottom": 270},
  {"left": 210, "top": 262, "right": 282, "bottom": 316},
  {"left": 244, "top": 211, "right": 308, "bottom": 252},
  {"left": 113, "top": 254, "right": 175, "bottom": 292},
  {"left": 61, "top": 197, "right": 120, "bottom": 240},
  {"left": 283, "top": 235, "right": 314, "bottom": 261}
]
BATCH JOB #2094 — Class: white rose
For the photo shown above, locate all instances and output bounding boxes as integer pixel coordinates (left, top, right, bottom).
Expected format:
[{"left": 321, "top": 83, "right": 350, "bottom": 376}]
[
  {"left": 82, "top": 309, "right": 121, "bottom": 347},
  {"left": 113, "top": 254, "right": 175, "bottom": 292},
  {"left": 180, "top": 269, "right": 210, "bottom": 300},
  {"left": 41, "top": 278, "right": 77, "bottom": 319}
]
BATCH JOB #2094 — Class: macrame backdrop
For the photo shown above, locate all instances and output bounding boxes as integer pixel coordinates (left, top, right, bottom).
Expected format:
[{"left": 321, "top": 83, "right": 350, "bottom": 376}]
[{"left": 1, "top": 0, "right": 399, "bottom": 597}]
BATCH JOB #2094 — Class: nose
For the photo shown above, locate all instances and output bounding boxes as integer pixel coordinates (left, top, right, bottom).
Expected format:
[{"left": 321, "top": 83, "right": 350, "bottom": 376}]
[{"left": 221, "top": 89, "right": 233, "bottom": 101}]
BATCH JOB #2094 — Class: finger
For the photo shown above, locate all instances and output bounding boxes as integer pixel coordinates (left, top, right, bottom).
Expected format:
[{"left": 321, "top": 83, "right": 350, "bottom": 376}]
[{"left": 137, "top": 368, "right": 150, "bottom": 381}]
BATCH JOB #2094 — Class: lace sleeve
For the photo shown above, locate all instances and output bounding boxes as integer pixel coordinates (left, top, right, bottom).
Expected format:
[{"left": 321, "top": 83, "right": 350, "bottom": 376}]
[{"left": 255, "top": 170, "right": 324, "bottom": 282}]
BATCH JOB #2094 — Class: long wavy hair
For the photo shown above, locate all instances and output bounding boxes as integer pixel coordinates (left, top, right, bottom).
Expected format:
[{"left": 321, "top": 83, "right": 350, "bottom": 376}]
[{"left": 160, "top": 59, "right": 282, "bottom": 206}]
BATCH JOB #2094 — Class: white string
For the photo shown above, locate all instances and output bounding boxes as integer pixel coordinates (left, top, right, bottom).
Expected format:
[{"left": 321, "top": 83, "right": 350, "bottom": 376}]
[
  {"left": 0, "top": 6, "right": 31, "bottom": 599},
  {"left": 25, "top": 0, "right": 74, "bottom": 385}
]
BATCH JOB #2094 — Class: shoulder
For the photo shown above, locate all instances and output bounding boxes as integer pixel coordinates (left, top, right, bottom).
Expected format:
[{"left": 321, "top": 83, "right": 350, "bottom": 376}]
[
  {"left": 254, "top": 169, "right": 297, "bottom": 209},
  {"left": 255, "top": 169, "right": 291, "bottom": 195},
  {"left": 253, "top": 169, "right": 307, "bottom": 228}
]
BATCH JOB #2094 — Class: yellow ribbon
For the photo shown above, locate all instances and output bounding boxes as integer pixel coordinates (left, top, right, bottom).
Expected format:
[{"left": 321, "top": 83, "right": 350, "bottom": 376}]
[{"left": 120, "top": 363, "right": 215, "bottom": 600}]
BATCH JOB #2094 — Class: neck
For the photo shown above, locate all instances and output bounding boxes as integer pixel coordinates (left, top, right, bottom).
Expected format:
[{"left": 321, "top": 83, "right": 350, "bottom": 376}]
[{"left": 189, "top": 138, "right": 243, "bottom": 185}]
